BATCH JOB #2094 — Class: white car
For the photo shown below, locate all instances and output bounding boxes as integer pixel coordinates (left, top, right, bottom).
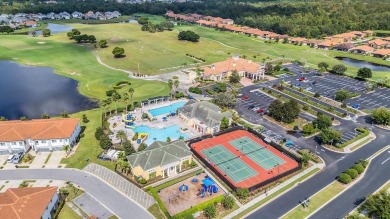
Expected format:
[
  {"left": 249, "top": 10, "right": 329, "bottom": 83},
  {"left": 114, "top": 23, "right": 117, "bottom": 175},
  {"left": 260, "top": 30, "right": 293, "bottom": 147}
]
[{"left": 252, "top": 107, "right": 260, "bottom": 111}]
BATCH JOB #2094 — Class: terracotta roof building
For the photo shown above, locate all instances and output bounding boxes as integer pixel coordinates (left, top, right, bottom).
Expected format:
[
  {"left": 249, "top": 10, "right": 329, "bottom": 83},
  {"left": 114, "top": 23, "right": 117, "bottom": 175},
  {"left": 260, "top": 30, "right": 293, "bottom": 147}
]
[
  {"left": 0, "top": 118, "right": 81, "bottom": 154},
  {"left": 333, "top": 42, "right": 355, "bottom": 52},
  {"left": 202, "top": 56, "right": 265, "bottom": 81},
  {"left": 372, "top": 49, "right": 390, "bottom": 58},
  {"left": 0, "top": 187, "right": 60, "bottom": 219},
  {"left": 350, "top": 45, "right": 375, "bottom": 54},
  {"left": 318, "top": 41, "right": 334, "bottom": 49},
  {"left": 368, "top": 39, "right": 388, "bottom": 49}
]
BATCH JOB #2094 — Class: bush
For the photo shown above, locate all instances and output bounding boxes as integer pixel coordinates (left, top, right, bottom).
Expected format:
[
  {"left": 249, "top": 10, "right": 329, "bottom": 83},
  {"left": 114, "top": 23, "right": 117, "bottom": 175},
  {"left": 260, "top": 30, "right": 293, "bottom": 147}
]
[
  {"left": 95, "top": 127, "right": 105, "bottom": 140},
  {"left": 203, "top": 204, "right": 217, "bottom": 218},
  {"left": 138, "top": 178, "right": 147, "bottom": 184},
  {"left": 235, "top": 188, "right": 249, "bottom": 199},
  {"left": 189, "top": 87, "right": 203, "bottom": 94},
  {"left": 302, "top": 123, "right": 317, "bottom": 136},
  {"left": 359, "top": 159, "right": 369, "bottom": 168},
  {"left": 352, "top": 163, "right": 365, "bottom": 174},
  {"left": 221, "top": 195, "right": 235, "bottom": 209},
  {"left": 345, "top": 168, "right": 359, "bottom": 179},
  {"left": 338, "top": 173, "right": 352, "bottom": 184},
  {"left": 314, "top": 92, "right": 320, "bottom": 98}
]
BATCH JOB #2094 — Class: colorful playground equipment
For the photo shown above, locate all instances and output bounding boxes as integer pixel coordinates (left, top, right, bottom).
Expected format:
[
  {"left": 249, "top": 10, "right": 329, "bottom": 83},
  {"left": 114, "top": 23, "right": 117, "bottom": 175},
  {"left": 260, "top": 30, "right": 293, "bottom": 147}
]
[
  {"left": 199, "top": 178, "right": 218, "bottom": 198},
  {"left": 179, "top": 184, "right": 189, "bottom": 192},
  {"left": 137, "top": 133, "right": 148, "bottom": 144},
  {"left": 122, "top": 113, "right": 136, "bottom": 129}
]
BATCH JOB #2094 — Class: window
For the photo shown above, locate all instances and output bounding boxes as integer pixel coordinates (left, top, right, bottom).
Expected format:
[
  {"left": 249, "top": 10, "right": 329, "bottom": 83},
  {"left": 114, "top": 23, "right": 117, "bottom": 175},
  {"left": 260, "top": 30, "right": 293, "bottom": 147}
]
[
  {"left": 52, "top": 140, "right": 57, "bottom": 143},
  {"left": 11, "top": 142, "right": 16, "bottom": 145},
  {"left": 19, "top": 142, "right": 23, "bottom": 146},
  {"left": 41, "top": 140, "right": 46, "bottom": 144},
  {"left": 35, "top": 141, "right": 38, "bottom": 144},
  {"left": 60, "top": 139, "right": 62, "bottom": 142},
  {"left": 0, "top": 143, "right": 5, "bottom": 146}
]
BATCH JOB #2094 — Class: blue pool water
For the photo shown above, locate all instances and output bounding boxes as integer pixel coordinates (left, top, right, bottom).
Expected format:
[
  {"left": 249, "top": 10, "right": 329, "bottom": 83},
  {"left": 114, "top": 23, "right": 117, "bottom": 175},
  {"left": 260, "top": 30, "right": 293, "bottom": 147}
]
[
  {"left": 148, "top": 101, "right": 187, "bottom": 117},
  {"left": 134, "top": 125, "right": 190, "bottom": 145}
]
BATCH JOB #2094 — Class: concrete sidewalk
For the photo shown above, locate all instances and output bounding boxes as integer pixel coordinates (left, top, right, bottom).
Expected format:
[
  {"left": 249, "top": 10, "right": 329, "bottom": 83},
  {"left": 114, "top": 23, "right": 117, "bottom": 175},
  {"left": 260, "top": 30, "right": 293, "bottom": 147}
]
[{"left": 225, "top": 162, "right": 324, "bottom": 218}]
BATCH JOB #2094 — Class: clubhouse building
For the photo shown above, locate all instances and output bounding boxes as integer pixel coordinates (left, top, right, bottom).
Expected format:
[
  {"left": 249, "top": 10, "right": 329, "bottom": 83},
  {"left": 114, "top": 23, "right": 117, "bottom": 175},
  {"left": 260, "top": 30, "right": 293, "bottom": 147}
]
[
  {"left": 127, "top": 140, "right": 193, "bottom": 180},
  {"left": 178, "top": 100, "right": 232, "bottom": 135},
  {"left": 202, "top": 56, "right": 265, "bottom": 81},
  {"left": 0, "top": 118, "right": 81, "bottom": 154}
]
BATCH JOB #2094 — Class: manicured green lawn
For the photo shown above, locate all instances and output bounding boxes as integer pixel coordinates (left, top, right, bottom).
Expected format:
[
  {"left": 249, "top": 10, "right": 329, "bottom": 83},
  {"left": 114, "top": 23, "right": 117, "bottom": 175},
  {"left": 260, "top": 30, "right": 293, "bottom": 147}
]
[
  {"left": 148, "top": 203, "right": 166, "bottom": 219},
  {"left": 281, "top": 181, "right": 345, "bottom": 219},
  {"left": 58, "top": 204, "right": 82, "bottom": 219},
  {"left": 0, "top": 35, "right": 169, "bottom": 169}
]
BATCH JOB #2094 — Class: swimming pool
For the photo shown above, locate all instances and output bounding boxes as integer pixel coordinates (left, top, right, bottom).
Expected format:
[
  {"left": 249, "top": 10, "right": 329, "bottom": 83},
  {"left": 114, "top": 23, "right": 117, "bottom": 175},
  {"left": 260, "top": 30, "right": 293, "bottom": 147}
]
[
  {"left": 134, "top": 125, "right": 190, "bottom": 145},
  {"left": 148, "top": 101, "right": 187, "bottom": 117}
]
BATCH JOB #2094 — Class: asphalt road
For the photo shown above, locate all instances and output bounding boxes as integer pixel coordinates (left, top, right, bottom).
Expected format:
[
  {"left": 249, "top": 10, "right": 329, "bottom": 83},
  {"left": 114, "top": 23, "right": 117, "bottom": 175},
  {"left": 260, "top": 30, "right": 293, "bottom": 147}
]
[
  {"left": 0, "top": 169, "right": 153, "bottom": 219},
  {"left": 240, "top": 77, "right": 390, "bottom": 219},
  {"left": 310, "top": 149, "right": 390, "bottom": 219}
]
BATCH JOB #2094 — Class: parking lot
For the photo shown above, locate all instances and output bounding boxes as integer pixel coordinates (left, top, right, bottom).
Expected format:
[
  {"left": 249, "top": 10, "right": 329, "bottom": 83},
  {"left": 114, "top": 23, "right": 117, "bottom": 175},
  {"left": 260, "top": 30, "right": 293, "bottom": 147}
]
[
  {"left": 74, "top": 193, "right": 114, "bottom": 219},
  {"left": 345, "top": 89, "right": 390, "bottom": 110},
  {"left": 262, "top": 129, "right": 302, "bottom": 151},
  {"left": 334, "top": 129, "right": 361, "bottom": 146},
  {"left": 235, "top": 90, "right": 275, "bottom": 124}
]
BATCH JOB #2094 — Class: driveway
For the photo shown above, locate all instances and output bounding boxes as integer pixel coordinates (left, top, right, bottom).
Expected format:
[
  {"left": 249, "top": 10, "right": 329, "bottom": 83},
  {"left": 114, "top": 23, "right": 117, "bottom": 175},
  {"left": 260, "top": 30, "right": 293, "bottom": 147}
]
[
  {"left": 73, "top": 193, "right": 114, "bottom": 219},
  {"left": 0, "top": 169, "right": 154, "bottom": 219}
]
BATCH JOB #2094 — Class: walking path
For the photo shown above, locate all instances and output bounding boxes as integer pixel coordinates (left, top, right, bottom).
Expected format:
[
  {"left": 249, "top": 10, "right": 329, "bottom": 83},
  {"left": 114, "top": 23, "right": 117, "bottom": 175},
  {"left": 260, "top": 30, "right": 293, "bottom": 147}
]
[
  {"left": 83, "top": 163, "right": 155, "bottom": 209},
  {"left": 225, "top": 162, "right": 324, "bottom": 218},
  {"left": 149, "top": 166, "right": 202, "bottom": 188}
]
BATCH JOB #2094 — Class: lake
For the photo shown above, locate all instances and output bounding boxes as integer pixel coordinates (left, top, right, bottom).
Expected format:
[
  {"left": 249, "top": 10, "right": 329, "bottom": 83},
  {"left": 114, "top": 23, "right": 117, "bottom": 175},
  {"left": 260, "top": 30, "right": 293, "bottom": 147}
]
[
  {"left": 35, "top": 23, "right": 73, "bottom": 35},
  {"left": 336, "top": 57, "right": 390, "bottom": 72},
  {"left": 0, "top": 61, "right": 98, "bottom": 120}
]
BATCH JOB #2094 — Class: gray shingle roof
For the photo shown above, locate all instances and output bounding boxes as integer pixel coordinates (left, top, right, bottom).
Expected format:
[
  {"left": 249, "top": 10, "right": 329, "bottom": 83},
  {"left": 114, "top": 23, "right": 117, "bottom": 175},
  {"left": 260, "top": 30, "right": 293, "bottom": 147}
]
[
  {"left": 178, "top": 101, "right": 232, "bottom": 127},
  {"left": 127, "top": 140, "right": 192, "bottom": 171}
]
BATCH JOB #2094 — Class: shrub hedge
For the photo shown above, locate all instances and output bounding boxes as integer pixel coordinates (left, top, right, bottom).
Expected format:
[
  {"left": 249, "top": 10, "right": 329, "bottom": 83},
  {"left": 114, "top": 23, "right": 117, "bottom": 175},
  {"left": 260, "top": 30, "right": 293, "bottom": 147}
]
[
  {"left": 352, "top": 164, "right": 365, "bottom": 174},
  {"left": 345, "top": 168, "right": 359, "bottom": 179},
  {"left": 338, "top": 173, "right": 352, "bottom": 184}
]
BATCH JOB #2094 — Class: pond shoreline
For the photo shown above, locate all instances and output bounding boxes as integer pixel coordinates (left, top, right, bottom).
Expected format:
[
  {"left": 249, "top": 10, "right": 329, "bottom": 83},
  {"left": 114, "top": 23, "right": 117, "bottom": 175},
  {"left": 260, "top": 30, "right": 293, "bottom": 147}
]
[{"left": 335, "top": 56, "right": 390, "bottom": 71}]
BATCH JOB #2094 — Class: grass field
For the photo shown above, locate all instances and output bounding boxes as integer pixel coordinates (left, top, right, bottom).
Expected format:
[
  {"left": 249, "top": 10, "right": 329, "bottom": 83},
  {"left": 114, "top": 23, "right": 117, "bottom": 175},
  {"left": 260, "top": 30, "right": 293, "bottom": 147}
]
[{"left": 0, "top": 35, "right": 169, "bottom": 169}]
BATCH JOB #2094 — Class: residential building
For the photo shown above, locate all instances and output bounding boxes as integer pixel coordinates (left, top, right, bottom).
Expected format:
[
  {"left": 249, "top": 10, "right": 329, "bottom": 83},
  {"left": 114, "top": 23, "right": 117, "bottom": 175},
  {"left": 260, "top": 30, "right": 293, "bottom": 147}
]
[
  {"left": 202, "top": 55, "right": 265, "bottom": 81},
  {"left": 304, "top": 39, "right": 323, "bottom": 48},
  {"left": 382, "top": 37, "right": 390, "bottom": 43},
  {"left": 177, "top": 100, "right": 232, "bottom": 134},
  {"left": 127, "top": 140, "right": 192, "bottom": 180},
  {"left": 71, "top": 11, "right": 83, "bottom": 18},
  {"left": 368, "top": 39, "right": 388, "bottom": 49},
  {"left": 372, "top": 49, "right": 390, "bottom": 58},
  {"left": 59, "top": 12, "right": 70, "bottom": 19},
  {"left": 317, "top": 41, "right": 333, "bottom": 50},
  {"left": 0, "top": 118, "right": 81, "bottom": 154},
  {"left": 332, "top": 42, "right": 355, "bottom": 52},
  {"left": 350, "top": 45, "right": 375, "bottom": 54},
  {"left": 0, "top": 187, "right": 59, "bottom": 219},
  {"left": 288, "top": 37, "right": 307, "bottom": 45}
]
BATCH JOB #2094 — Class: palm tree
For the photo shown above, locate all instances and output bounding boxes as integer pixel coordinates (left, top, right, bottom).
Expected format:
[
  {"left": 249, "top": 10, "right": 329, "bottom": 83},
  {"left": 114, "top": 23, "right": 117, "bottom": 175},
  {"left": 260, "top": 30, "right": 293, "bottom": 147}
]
[
  {"left": 111, "top": 92, "right": 121, "bottom": 114},
  {"left": 116, "top": 130, "right": 127, "bottom": 145},
  {"left": 174, "top": 80, "right": 179, "bottom": 93},
  {"left": 128, "top": 87, "right": 134, "bottom": 98},
  {"left": 63, "top": 145, "right": 70, "bottom": 157},
  {"left": 123, "top": 93, "right": 129, "bottom": 113},
  {"left": 168, "top": 79, "right": 173, "bottom": 98},
  {"left": 101, "top": 98, "right": 111, "bottom": 117}
]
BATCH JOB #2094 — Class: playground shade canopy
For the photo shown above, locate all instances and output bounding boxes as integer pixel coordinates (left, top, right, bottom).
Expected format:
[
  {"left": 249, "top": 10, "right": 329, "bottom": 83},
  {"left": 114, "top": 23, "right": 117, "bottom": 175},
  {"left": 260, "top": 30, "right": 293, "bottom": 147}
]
[{"left": 202, "top": 178, "right": 214, "bottom": 187}]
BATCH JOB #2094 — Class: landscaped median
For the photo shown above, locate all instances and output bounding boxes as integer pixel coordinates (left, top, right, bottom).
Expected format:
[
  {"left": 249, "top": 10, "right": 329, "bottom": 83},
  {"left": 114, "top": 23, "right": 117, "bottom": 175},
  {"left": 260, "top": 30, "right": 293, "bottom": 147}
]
[
  {"left": 281, "top": 160, "right": 369, "bottom": 219},
  {"left": 323, "top": 127, "right": 373, "bottom": 153}
]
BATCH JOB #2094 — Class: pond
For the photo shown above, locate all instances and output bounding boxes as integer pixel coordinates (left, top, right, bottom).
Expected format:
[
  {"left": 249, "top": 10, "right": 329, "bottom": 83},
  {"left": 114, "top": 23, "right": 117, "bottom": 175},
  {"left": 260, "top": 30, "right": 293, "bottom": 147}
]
[
  {"left": 35, "top": 23, "right": 73, "bottom": 35},
  {"left": 336, "top": 57, "right": 390, "bottom": 72},
  {"left": 0, "top": 61, "right": 98, "bottom": 120}
]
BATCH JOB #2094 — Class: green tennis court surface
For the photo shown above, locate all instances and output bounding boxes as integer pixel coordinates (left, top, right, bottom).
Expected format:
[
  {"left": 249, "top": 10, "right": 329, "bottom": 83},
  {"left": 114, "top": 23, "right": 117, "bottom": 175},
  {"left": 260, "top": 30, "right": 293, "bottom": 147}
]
[
  {"left": 229, "top": 136, "right": 286, "bottom": 170},
  {"left": 201, "top": 144, "right": 257, "bottom": 183}
]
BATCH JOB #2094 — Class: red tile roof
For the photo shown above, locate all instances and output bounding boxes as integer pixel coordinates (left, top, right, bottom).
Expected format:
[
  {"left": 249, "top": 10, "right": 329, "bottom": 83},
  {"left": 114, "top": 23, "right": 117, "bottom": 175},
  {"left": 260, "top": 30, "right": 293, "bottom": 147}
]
[
  {"left": 0, "top": 187, "right": 58, "bottom": 219},
  {"left": 352, "top": 45, "right": 375, "bottom": 52},
  {"left": 368, "top": 39, "right": 388, "bottom": 46},
  {"left": 203, "top": 57, "right": 261, "bottom": 76},
  {"left": 372, "top": 49, "right": 390, "bottom": 56},
  {"left": 0, "top": 118, "right": 80, "bottom": 142}
]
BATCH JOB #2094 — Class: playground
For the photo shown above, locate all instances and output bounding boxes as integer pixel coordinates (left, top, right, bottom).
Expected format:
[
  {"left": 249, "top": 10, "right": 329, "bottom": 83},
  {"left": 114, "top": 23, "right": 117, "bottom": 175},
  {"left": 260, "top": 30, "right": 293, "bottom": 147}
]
[
  {"left": 158, "top": 173, "right": 223, "bottom": 216},
  {"left": 191, "top": 130, "right": 300, "bottom": 190}
]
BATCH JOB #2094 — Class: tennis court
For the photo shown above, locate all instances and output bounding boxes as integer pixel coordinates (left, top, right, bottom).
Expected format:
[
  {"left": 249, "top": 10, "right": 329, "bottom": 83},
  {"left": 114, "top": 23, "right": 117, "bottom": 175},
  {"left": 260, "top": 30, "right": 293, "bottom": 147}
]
[
  {"left": 191, "top": 130, "right": 300, "bottom": 190},
  {"left": 201, "top": 144, "right": 257, "bottom": 183},
  {"left": 229, "top": 136, "right": 286, "bottom": 170}
]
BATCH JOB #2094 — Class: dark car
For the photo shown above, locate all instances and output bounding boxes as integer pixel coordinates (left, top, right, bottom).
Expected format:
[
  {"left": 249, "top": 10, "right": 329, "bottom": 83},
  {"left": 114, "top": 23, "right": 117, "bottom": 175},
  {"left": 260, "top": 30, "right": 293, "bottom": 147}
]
[{"left": 248, "top": 105, "right": 256, "bottom": 109}]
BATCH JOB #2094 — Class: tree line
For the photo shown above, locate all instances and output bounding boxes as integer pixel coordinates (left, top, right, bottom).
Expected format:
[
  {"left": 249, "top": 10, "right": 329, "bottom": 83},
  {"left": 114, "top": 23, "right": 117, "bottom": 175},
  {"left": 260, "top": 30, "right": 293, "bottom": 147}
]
[{"left": 1, "top": 0, "right": 389, "bottom": 38}]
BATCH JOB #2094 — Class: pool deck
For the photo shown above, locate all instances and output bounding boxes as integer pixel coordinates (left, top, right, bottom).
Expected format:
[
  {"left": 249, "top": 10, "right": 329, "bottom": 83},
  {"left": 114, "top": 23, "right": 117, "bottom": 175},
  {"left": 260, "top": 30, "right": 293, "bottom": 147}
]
[{"left": 108, "top": 99, "right": 201, "bottom": 149}]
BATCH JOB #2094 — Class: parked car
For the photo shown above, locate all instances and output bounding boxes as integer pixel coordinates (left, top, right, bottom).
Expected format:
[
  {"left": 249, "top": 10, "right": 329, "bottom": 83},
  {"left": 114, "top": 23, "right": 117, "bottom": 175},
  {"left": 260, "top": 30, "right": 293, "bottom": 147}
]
[
  {"left": 298, "top": 77, "right": 306, "bottom": 81},
  {"left": 241, "top": 96, "right": 249, "bottom": 100},
  {"left": 256, "top": 109, "right": 264, "bottom": 113},
  {"left": 12, "top": 152, "right": 24, "bottom": 164},
  {"left": 7, "top": 154, "right": 15, "bottom": 163},
  {"left": 312, "top": 81, "right": 316, "bottom": 85},
  {"left": 252, "top": 107, "right": 260, "bottom": 111},
  {"left": 248, "top": 105, "right": 256, "bottom": 109}
]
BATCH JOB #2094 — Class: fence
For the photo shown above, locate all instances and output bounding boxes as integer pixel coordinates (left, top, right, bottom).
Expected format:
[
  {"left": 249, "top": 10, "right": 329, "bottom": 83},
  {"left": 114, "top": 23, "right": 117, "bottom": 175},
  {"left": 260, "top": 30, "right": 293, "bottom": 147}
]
[{"left": 188, "top": 126, "right": 302, "bottom": 192}]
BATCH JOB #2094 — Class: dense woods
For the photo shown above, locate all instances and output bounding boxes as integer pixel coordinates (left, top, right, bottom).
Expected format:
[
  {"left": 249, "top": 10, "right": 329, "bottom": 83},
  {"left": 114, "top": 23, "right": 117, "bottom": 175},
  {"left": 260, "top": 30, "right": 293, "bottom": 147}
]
[{"left": 1, "top": 0, "right": 390, "bottom": 38}]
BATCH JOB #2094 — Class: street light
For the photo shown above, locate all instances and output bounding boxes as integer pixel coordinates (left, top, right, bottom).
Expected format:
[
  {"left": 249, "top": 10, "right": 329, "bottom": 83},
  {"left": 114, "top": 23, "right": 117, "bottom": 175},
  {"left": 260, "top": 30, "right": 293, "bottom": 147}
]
[{"left": 315, "top": 145, "right": 318, "bottom": 155}]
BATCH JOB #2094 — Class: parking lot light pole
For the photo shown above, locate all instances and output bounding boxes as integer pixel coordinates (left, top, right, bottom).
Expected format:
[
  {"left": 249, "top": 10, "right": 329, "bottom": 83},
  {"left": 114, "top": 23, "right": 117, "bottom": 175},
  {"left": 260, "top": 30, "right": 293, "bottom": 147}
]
[{"left": 315, "top": 145, "right": 318, "bottom": 155}]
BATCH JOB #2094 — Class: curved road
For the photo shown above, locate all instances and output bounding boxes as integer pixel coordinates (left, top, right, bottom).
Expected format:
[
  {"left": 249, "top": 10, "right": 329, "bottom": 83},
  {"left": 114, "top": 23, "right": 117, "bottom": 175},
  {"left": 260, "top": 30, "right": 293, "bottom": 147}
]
[
  {"left": 0, "top": 168, "right": 153, "bottom": 219},
  {"left": 310, "top": 149, "right": 390, "bottom": 219},
  {"left": 239, "top": 82, "right": 390, "bottom": 219}
]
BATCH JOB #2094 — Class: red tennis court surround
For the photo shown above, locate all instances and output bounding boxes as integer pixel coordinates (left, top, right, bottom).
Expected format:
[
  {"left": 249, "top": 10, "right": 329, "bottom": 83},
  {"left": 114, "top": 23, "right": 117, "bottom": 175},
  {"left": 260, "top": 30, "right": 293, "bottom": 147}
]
[{"left": 191, "top": 130, "right": 299, "bottom": 189}]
